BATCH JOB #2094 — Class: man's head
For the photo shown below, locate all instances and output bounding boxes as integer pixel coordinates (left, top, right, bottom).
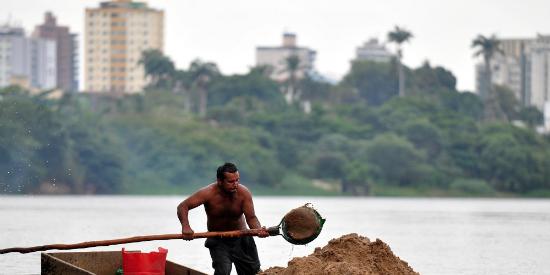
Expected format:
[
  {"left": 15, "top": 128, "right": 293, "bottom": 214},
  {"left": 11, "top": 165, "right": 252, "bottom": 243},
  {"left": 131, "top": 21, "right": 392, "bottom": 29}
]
[{"left": 216, "top": 163, "right": 240, "bottom": 193}]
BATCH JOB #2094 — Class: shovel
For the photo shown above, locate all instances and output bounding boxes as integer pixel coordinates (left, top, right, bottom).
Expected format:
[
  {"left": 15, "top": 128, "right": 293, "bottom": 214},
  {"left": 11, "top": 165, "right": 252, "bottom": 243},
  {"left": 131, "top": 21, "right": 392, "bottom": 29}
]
[{"left": 0, "top": 204, "right": 325, "bottom": 254}]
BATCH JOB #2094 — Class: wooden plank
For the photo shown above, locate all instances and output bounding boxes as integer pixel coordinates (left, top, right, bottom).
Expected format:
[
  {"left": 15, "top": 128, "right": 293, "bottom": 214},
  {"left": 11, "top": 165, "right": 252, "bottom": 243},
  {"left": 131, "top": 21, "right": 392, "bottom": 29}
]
[
  {"left": 41, "top": 253, "right": 93, "bottom": 275},
  {"left": 166, "top": 260, "right": 208, "bottom": 275},
  {"left": 41, "top": 251, "right": 208, "bottom": 275}
]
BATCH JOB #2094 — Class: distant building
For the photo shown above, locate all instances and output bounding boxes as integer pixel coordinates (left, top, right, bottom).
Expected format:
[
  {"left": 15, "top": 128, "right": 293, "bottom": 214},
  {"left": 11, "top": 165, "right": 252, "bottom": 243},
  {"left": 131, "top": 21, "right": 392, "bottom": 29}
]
[
  {"left": 33, "top": 12, "right": 79, "bottom": 93},
  {"left": 84, "top": 0, "right": 164, "bottom": 94},
  {"left": 0, "top": 25, "right": 56, "bottom": 91},
  {"left": 475, "top": 35, "right": 550, "bottom": 111},
  {"left": 355, "top": 38, "right": 394, "bottom": 63},
  {"left": 256, "top": 33, "right": 316, "bottom": 82},
  {"left": 529, "top": 35, "right": 550, "bottom": 110},
  {"left": 476, "top": 55, "right": 522, "bottom": 100}
]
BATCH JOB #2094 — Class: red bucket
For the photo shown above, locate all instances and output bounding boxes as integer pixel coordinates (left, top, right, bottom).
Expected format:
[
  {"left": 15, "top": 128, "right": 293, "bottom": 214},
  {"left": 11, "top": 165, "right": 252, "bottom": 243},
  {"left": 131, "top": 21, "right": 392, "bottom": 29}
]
[{"left": 122, "top": 247, "right": 168, "bottom": 275}]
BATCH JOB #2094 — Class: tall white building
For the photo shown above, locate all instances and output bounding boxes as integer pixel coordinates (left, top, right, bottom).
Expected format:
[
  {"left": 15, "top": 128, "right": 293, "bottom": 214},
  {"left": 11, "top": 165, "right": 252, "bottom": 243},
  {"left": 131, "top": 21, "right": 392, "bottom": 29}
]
[
  {"left": 475, "top": 35, "right": 550, "bottom": 111},
  {"left": 85, "top": 0, "right": 164, "bottom": 94},
  {"left": 33, "top": 12, "right": 79, "bottom": 92},
  {"left": 0, "top": 25, "right": 56, "bottom": 90},
  {"left": 355, "top": 38, "right": 394, "bottom": 63},
  {"left": 476, "top": 56, "right": 522, "bottom": 99},
  {"left": 256, "top": 33, "right": 316, "bottom": 82},
  {"left": 529, "top": 35, "right": 550, "bottom": 110}
]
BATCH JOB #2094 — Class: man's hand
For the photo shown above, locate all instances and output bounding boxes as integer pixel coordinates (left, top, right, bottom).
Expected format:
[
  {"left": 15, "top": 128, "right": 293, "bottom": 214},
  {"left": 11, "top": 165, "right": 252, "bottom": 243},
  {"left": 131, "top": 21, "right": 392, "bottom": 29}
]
[
  {"left": 182, "top": 226, "right": 194, "bottom": 241},
  {"left": 257, "top": 226, "right": 270, "bottom": 238}
]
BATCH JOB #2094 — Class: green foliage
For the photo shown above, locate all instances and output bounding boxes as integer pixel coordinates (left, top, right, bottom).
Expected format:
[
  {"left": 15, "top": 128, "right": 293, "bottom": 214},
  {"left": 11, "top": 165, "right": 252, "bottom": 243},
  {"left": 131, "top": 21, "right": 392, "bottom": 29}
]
[
  {"left": 376, "top": 96, "right": 439, "bottom": 130},
  {"left": 517, "top": 106, "right": 544, "bottom": 127},
  {"left": 298, "top": 76, "right": 333, "bottom": 103},
  {"left": 478, "top": 124, "right": 550, "bottom": 192},
  {"left": 438, "top": 91, "right": 483, "bottom": 120},
  {"left": 0, "top": 95, "right": 55, "bottom": 192},
  {"left": 397, "top": 119, "right": 443, "bottom": 159},
  {"left": 2, "top": 56, "right": 550, "bottom": 197},
  {"left": 472, "top": 34, "right": 503, "bottom": 60},
  {"left": 364, "top": 134, "right": 431, "bottom": 186},
  {"left": 494, "top": 85, "right": 520, "bottom": 121},
  {"left": 139, "top": 49, "right": 175, "bottom": 89},
  {"left": 109, "top": 113, "right": 283, "bottom": 188},
  {"left": 208, "top": 71, "right": 285, "bottom": 111},
  {"left": 0, "top": 88, "right": 125, "bottom": 194},
  {"left": 341, "top": 60, "right": 398, "bottom": 106},
  {"left": 388, "top": 26, "right": 414, "bottom": 45},
  {"left": 409, "top": 62, "right": 457, "bottom": 93},
  {"left": 341, "top": 161, "right": 371, "bottom": 195}
]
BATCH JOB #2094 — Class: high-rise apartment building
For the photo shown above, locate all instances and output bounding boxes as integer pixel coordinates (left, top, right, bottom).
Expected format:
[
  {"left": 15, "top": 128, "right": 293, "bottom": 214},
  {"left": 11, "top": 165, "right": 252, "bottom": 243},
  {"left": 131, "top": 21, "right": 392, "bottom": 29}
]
[
  {"left": 256, "top": 33, "right": 316, "bottom": 83},
  {"left": 529, "top": 35, "right": 550, "bottom": 110},
  {"left": 475, "top": 38, "right": 532, "bottom": 101},
  {"left": 85, "top": 0, "right": 164, "bottom": 94},
  {"left": 33, "top": 12, "right": 79, "bottom": 92},
  {"left": 0, "top": 25, "right": 56, "bottom": 91},
  {"left": 475, "top": 35, "right": 550, "bottom": 111},
  {"left": 476, "top": 55, "right": 522, "bottom": 100}
]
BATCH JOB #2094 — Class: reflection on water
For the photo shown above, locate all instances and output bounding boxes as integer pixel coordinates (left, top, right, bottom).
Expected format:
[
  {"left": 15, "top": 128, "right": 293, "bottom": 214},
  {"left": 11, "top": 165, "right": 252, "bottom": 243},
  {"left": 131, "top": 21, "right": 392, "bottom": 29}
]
[{"left": 1, "top": 196, "right": 550, "bottom": 275}]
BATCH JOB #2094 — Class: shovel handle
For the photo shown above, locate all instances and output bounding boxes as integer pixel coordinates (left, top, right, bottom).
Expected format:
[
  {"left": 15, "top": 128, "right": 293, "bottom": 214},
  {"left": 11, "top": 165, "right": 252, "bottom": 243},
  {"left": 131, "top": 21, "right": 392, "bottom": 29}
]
[
  {"left": 0, "top": 226, "right": 280, "bottom": 254},
  {"left": 191, "top": 226, "right": 280, "bottom": 239}
]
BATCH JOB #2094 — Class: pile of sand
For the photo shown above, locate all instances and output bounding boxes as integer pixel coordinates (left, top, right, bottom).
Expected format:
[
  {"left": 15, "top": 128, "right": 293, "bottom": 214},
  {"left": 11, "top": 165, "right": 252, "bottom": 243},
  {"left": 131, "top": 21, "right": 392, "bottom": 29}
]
[{"left": 260, "top": 233, "right": 418, "bottom": 275}]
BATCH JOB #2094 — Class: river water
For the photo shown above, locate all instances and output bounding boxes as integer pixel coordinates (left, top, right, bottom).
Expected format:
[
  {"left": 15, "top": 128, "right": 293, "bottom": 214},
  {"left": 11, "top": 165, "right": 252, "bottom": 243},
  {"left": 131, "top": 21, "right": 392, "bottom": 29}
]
[{"left": 1, "top": 196, "right": 550, "bottom": 274}]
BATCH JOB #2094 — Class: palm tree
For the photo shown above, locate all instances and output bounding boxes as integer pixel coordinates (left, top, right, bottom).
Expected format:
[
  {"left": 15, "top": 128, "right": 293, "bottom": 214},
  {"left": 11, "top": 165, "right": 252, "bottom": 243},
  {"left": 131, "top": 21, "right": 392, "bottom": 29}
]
[
  {"left": 139, "top": 49, "right": 175, "bottom": 88},
  {"left": 283, "top": 55, "right": 301, "bottom": 103},
  {"left": 276, "top": 54, "right": 309, "bottom": 104},
  {"left": 388, "top": 26, "right": 413, "bottom": 97},
  {"left": 188, "top": 59, "right": 220, "bottom": 117},
  {"left": 472, "top": 34, "right": 504, "bottom": 120},
  {"left": 471, "top": 34, "right": 503, "bottom": 100}
]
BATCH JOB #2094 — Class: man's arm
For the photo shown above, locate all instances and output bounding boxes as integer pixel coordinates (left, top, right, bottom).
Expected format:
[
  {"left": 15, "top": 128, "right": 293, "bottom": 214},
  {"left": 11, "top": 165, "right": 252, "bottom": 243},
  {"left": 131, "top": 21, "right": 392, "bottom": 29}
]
[
  {"left": 242, "top": 187, "right": 269, "bottom": 237},
  {"left": 177, "top": 188, "right": 207, "bottom": 240}
]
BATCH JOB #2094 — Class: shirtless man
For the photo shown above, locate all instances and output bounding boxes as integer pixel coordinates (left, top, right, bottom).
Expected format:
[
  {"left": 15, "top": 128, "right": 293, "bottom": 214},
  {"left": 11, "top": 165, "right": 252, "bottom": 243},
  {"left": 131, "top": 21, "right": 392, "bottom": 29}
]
[{"left": 177, "top": 163, "right": 269, "bottom": 275}]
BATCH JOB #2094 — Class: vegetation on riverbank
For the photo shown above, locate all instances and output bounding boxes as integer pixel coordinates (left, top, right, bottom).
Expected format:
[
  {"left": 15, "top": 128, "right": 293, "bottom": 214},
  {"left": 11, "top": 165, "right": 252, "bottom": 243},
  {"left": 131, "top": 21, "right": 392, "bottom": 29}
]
[{"left": 1, "top": 54, "right": 549, "bottom": 197}]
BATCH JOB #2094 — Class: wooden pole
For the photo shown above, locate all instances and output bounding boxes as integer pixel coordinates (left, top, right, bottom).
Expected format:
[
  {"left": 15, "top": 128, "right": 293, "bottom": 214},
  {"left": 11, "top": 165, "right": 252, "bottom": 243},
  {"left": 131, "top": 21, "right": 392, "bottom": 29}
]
[{"left": 0, "top": 227, "right": 280, "bottom": 254}]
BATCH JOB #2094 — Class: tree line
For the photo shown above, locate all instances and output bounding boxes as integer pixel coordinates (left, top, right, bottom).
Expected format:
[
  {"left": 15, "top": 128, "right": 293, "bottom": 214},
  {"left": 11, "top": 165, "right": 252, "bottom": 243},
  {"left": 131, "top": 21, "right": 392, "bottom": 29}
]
[{"left": 1, "top": 30, "right": 549, "bottom": 196}]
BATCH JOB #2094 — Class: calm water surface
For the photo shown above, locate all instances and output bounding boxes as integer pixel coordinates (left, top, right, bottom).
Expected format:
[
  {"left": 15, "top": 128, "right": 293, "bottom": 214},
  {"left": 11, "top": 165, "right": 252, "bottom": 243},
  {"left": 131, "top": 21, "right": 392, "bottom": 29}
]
[{"left": 1, "top": 196, "right": 550, "bottom": 275}]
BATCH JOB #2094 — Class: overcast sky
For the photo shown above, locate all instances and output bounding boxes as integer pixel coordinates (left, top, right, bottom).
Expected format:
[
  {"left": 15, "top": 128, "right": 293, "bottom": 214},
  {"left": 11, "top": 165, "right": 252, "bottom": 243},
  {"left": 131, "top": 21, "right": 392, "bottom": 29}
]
[{"left": 2, "top": 0, "right": 550, "bottom": 91}]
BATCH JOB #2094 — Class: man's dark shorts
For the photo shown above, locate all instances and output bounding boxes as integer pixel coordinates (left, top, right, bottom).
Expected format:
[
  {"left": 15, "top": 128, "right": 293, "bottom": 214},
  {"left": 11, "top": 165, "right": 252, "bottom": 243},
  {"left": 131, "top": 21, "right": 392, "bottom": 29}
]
[{"left": 205, "top": 236, "right": 261, "bottom": 275}]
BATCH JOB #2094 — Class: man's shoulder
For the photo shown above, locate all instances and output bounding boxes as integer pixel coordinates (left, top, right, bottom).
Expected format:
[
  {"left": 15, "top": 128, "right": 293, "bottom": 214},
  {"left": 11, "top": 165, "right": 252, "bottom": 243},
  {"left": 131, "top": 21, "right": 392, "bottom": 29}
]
[
  {"left": 192, "top": 183, "right": 217, "bottom": 198},
  {"left": 202, "top": 183, "right": 218, "bottom": 194},
  {"left": 238, "top": 184, "right": 252, "bottom": 196}
]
